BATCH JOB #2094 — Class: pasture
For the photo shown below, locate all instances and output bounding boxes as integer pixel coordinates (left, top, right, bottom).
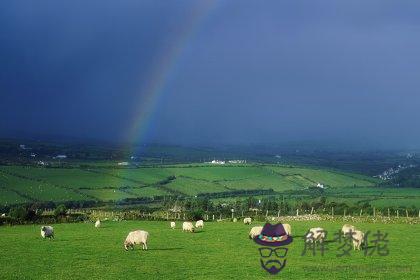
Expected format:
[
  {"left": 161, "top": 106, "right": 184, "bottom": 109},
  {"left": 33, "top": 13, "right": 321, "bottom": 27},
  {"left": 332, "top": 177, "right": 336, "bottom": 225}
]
[
  {"left": 0, "top": 164, "right": 381, "bottom": 206},
  {"left": 0, "top": 220, "right": 418, "bottom": 279}
]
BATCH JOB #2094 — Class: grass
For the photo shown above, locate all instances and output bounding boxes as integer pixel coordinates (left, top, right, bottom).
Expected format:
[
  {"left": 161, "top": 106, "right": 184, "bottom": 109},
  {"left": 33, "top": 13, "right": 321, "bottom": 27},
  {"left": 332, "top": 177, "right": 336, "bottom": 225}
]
[
  {"left": 0, "top": 220, "right": 418, "bottom": 279},
  {"left": 0, "top": 166, "right": 138, "bottom": 189},
  {"left": 0, "top": 188, "right": 29, "bottom": 205},
  {"left": 78, "top": 189, "right": 138, "bottom": 201},
  {"left": 0, "top": 172, "right": 86, "bottom": 202},
  {"left": 164, "top": 177, "right": 228, "bottom": 196},
  {"left": 0, "top": 164, "right": 418, "bottom": 209}
]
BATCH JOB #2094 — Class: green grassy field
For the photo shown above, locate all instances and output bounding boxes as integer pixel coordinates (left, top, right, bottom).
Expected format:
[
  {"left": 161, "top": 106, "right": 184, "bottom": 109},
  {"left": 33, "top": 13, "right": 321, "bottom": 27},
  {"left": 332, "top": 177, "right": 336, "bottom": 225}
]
[
  {"left": 0, "top": 220, "right": 418, "bottom": 279},
  {"left": 0, "top": 165, "right": 375, "bottom": 204},
  {"left": 1, "top": 164, "right": 419, "bottom": 209}
]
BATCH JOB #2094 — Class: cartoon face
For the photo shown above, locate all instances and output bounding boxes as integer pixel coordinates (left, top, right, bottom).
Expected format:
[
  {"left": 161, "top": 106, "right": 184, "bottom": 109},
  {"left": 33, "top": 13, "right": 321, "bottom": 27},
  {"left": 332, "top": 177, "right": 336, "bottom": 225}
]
[{"left": 258, "top": 247, "right": 288, "bottom": 275}]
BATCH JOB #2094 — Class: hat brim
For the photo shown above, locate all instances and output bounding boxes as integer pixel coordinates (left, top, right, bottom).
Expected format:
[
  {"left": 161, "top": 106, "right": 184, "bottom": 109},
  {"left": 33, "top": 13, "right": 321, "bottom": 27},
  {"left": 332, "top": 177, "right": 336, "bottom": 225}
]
[{"left": 253, "top": 235, "right": 293, "bottom": 247}]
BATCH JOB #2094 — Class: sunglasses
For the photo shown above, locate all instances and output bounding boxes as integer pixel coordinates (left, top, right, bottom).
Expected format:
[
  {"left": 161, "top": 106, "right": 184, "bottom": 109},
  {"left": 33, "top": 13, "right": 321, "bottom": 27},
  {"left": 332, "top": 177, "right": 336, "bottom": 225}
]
[{"left": 259, "top": 247, "right": 288, "bottom": 258}]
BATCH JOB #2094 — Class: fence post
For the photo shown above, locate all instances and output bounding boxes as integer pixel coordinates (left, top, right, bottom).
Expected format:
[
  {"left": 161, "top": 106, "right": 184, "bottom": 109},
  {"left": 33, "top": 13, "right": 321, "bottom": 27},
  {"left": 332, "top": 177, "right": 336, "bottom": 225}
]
[
  {"left": 373, "top": 207, "right": 376, "bottom": 218},
  {"left": 266, "top": 210, "right": 268, "bottom": 217},
  {"left": 296, "top": 209, "right": 299, "bottom": 216},
  {"left": 219, "top": 214, "right": 222, "bottom": 220},
  {"left": 360, "top": 209, "right": 363, "bottom": 216},
  {"left": 310, "top": 207, "right": 314, "bottom": 215},
  {"left": 406, "top": 209, "right": 409, "bottom": 218},
  {"left": 396, "top": 210, "right": 399, "bottom": 218},
  {"left": 418, "top": 209, "right": 420, "bottom": 218},
  {"left": 332, "top": 207, "right": 334, "bottom": 216},
  {"left": 388, "top": 208, "right": 390, "bottom": 218},
  {"left": 343, "top": 209, "right": 346, "bottom": 217},
  {"left": 277, "top": 210, "right": 280, "bottom": 217},
  {"left": 212, "top": 214, "right": 215, "bottom": 221}
]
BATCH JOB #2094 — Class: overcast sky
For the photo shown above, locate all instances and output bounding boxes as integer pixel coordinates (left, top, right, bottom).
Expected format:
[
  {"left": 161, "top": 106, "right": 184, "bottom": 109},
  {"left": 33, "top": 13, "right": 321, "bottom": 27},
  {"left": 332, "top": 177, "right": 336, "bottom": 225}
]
[{"left": 1, "top": 1, "right": 420, "bottom": 148}]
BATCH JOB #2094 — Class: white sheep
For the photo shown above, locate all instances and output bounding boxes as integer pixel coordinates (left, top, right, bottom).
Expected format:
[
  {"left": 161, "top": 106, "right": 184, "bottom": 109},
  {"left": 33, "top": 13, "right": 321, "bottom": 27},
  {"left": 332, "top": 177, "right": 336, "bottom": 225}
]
[
  {"left": 1, "top": 213, "right": 5, "bottom": 217},
  {"left": 243, "top": 217, "right": 252, "bottom": 225},
  {"left": 195, "top": 220, "right": 204, "bottom": 229},
  {"left": 305, "top": 227, "right": 326, "bottom": 243},
  {"left": 182, "top": 221, "right": 194, "bottom": 232},
  {"left": 342, "top": 224, "right": 355, "bottom": 237},
  {"left": 233, "top": 218, "right": 237, "bottom": 223},
  {"left": 352, "top": 230, "right": 364, "bottom": 250},
  {"left": 41, "top": 226, "right": 54, "bottom": 239},
  {"left": 170, "top": 221, "right": 176, "bottom": 229},
  {"left": 283, "top": 223, "right": 292, "bottom": 236},
  {"left": 249, "top": 226, "right": 263, "bottom": 239},
  {"left": 95, "top": 220, "right": 101, "bottom": 228},
  {"left": 124, "top": 230, "right": 149, "bottom": 251}
]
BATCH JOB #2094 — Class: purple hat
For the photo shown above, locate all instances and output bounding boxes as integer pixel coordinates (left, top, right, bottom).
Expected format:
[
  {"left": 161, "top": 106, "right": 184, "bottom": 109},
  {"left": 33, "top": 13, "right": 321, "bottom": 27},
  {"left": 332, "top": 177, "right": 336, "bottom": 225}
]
[{"left": 253, "top": 223, "right": 293, "bottom": 246}]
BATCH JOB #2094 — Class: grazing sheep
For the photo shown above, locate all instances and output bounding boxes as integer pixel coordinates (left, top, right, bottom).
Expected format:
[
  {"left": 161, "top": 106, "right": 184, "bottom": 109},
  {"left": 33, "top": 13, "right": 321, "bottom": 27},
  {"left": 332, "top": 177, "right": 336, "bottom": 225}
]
[
  {"left": 249, "top": 226, "right": 263, "bottom": 239},
  {"left": 195, "top": 220, "right": 204, "bottom": 229},
  {"left": 283, "top": 223, "right": 292, "bottom": 236},
  {"left": 182, "top": 222, "right": 194, "bottom": 233},
  {"left": 342, "top": 224, "right": 356, "bottom": 236},
  {"left": 95, "top": 220, "right": 101, "bottom": 228},
  {"left": 170, "top": 221, "right": 176, "bottom": 229},
  {"left": 41, "top": 226, "right": 54, "bottom": 239},
  {"left": 305, "top": 227, "right": 326, "bottom": 243},
  {"left": 352, "top": 230, "right": 364, "bottom": 250},
  {"left": 233, "top": 218, "right": 237, "bottom": 223},
  {"left": 243, "top": 217, "right": 252, "bottom": 225},
  {"left": 124, "top": 230, "right": 149, "bottom": 251}
]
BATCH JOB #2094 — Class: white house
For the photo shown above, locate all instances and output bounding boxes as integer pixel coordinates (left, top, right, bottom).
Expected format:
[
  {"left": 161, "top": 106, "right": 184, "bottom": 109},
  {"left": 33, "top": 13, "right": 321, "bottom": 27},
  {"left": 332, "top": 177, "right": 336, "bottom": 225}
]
[
  {"left": 316, "top": 183, "right": 324, "bottom": 189},
  {"left": 210, "top": 160, "right": 225, "bottom": 165},
  {"left": 117, "top": 162, "right": 129, "bottom": 166}
]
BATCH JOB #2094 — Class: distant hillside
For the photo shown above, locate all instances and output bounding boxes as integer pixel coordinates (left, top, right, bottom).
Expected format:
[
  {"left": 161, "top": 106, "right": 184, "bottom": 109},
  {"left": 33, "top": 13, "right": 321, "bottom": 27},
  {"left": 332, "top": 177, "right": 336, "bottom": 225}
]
[
  {"left": 1, "top": 138, "right": 418, "bottom": 176},
  {"left": 0, "top": 164, "right": 378, "bottom": 207}
]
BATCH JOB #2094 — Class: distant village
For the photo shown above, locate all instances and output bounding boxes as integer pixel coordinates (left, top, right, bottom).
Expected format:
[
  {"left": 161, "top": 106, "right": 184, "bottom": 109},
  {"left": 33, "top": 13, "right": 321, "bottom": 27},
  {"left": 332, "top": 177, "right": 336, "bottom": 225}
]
[
  {"left": 20, "top": 142, "right": 248, "bottom": 168},
  {"left": 375, "top": 164, "right": 416, "bottom": 180},
  {"left": 205, "top": 159, "right": 246, "bottom": 165}
]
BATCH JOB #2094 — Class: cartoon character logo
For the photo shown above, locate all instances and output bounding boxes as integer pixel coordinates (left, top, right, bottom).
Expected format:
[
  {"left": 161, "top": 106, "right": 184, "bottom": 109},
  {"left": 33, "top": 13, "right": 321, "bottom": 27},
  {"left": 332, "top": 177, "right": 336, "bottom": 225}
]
[{"left": 253, "top": 223, "right": 293, "bottom": 275}]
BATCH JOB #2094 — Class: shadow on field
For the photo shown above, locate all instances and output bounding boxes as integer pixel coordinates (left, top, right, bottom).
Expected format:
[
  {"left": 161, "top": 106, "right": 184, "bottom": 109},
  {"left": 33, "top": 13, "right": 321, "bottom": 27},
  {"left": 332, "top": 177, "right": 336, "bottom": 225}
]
[
  {"left": 193, "top": 231, "right": 204, "bottom": 234},
  {"left": 323, "top": 240, "right": 336, "bottom": 244},
  {"left": 290, "top": 237, "right": 337, "bottom": 244},
  {"left": 148, "top": 247, "right": 183, "bottom": 251}
]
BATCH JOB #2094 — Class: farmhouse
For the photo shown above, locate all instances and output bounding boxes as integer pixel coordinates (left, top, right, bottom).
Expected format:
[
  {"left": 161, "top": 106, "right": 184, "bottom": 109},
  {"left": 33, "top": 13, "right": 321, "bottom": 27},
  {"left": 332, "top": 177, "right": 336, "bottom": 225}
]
[
  {"left": 210, "top": 160, "right": 225, "bottom": 165},
  {"left": 316, "top": 183, "right": 324, "bottom": 189},
  {"left": 117, "top": 162, "right": 129, "bottom": 166}
]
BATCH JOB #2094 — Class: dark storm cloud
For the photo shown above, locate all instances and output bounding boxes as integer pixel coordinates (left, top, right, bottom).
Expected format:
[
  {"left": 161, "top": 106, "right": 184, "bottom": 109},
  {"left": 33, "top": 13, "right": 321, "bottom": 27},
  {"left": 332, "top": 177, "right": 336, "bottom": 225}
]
[{"left": 1, "top": 1, "right": 420, "bottom": 148}]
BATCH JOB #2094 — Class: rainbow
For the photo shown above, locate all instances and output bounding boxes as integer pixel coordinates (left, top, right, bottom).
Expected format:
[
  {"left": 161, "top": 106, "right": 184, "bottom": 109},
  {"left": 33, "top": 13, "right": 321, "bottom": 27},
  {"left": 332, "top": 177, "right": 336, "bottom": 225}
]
[{"left": 125, "top": 0, "right": 220, "bottom": 150}]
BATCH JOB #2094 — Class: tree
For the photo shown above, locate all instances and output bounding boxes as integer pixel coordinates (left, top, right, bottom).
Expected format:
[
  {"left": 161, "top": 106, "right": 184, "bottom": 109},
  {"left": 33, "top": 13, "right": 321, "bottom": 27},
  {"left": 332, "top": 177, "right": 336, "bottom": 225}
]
[
  {"left": 54, "top": 204, "right": 67, "bottom": 217},
  {"left": 9, "top": 206, "right": 28, "bottom": 221}
]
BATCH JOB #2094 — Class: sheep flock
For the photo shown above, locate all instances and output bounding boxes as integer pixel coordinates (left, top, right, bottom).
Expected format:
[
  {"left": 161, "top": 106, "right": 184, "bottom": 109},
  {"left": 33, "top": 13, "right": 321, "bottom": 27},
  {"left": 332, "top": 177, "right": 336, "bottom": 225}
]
[{"left": 37, "top": 218, "right": 366, "bottom": 253}]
